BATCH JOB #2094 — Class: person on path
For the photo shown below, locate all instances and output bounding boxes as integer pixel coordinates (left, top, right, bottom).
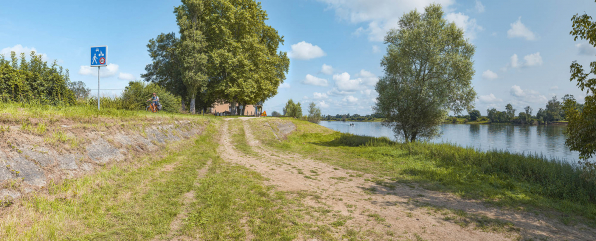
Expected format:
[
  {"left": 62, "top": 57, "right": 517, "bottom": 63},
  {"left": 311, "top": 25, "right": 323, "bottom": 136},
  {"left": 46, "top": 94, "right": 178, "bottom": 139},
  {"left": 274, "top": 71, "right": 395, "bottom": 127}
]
[{"left": 147, "top": 93, "right": 160, "bottom": 109}]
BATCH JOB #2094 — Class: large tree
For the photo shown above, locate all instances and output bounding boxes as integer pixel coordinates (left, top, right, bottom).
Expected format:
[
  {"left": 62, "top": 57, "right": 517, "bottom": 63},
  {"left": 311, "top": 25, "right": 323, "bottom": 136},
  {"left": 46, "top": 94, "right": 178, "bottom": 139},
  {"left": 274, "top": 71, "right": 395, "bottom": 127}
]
[
  {"left": 141, "top": 32, "right": 187, "bottom": 110},
  {"left": 176, "top": 0, "right": 209, "bottom": 114},
  {"left": 566, "top": 9, "right": 596, "bottom": 160},
  {"left": 374, "top": 4, "right": 476, "bottom": 142},
  {"left": 203, "top": 0, "right": 289, "bottom": 115}
]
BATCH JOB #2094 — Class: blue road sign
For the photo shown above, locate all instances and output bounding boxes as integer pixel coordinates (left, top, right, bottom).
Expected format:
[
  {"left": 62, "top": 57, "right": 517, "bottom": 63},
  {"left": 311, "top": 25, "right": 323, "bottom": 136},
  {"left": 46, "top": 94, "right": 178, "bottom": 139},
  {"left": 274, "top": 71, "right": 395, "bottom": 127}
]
[{"left": 90, "top": 46, "right": 107, "bottom": 67}]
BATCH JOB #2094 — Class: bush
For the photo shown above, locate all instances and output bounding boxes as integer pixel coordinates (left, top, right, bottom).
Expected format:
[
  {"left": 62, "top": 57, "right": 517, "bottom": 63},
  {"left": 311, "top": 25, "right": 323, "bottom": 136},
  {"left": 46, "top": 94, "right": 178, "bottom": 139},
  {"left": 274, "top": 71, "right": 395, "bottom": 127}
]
[
  {"left": 0, "top": 51, "right": 75, "bottom": 105},
  {"left": 121, "top": 81, "right": 180, "bottom": 112},
  {"left": 271, "top": 111, "right": 281, "bottom": 117}
]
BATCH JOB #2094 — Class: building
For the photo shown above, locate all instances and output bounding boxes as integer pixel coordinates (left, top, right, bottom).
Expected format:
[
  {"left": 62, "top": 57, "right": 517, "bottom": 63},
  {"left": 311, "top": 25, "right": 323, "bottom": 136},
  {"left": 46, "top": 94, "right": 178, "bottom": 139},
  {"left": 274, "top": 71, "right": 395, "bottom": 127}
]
[{"left": 209, "top": 101, "right": 263, "bottom": 116}]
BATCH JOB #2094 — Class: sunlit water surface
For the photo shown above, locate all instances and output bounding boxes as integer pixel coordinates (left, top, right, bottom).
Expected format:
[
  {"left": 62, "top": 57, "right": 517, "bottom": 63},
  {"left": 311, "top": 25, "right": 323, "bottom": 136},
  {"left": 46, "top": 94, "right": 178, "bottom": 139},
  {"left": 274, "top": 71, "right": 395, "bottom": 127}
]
[{"left": 318, "top": 121, "right": 591, "bottom": 164}]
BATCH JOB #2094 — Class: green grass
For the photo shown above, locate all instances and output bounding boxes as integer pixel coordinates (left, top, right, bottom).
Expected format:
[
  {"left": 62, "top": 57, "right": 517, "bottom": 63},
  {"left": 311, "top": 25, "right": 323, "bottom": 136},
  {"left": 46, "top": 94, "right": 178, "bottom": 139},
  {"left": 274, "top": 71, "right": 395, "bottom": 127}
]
[
  {"left": 0, "top": 122, "right": 217, "bottom": 240},
  {"left": 250, "top": 118, "right": 596, "bottom": 225},
  {"left": 229, "top": 119, "right": 257, "bottom": 156}
]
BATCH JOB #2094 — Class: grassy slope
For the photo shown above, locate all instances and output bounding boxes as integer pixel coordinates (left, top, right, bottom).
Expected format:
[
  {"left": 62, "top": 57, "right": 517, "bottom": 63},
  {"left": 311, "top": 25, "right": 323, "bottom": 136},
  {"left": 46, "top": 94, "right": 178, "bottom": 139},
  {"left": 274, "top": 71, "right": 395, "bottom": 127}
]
[
  {"left": 251, "top": 118, "right": 596, "bottom": 226},
  {"left": 0, "top": 108, "right": 338, "bottom": 240}
]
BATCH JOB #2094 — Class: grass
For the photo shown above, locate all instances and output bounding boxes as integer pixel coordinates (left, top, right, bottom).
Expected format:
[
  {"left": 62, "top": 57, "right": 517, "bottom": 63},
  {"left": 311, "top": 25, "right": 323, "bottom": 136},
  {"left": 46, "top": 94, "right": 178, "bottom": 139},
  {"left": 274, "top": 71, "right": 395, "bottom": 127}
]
[
  {"left": 248, "top": 118, "right": 596, "bottom": 225},
  {"left": 229, "top": 119, "right": 257, "bottom": 156},
  {"left": 1, "top": 116, "right": 344, "bottom": 240}
]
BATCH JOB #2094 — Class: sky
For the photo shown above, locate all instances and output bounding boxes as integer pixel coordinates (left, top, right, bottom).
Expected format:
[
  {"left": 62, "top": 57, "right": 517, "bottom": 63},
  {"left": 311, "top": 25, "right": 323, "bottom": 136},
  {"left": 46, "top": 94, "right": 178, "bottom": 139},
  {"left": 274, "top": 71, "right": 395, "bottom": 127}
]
[{"left": 1, "top": 0, "right": 595, "bottom": 116}]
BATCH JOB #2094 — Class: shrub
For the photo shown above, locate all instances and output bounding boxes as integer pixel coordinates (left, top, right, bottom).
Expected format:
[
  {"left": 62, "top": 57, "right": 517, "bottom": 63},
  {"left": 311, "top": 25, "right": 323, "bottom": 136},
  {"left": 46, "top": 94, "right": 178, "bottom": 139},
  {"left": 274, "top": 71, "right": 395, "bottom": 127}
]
[
  {"left": 121, "top": 81, "right": 180, "bottom": 112},
  {"left": 0, "top": 51, "right": 75, "bottom": 105}
]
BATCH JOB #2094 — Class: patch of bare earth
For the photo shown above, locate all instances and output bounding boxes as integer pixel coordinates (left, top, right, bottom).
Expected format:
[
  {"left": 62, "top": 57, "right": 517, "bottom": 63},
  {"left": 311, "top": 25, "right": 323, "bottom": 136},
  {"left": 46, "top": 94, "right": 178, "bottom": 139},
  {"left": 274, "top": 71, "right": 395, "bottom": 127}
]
[{"left": 216, "top": 118, "right": 596, "bottom": 240}]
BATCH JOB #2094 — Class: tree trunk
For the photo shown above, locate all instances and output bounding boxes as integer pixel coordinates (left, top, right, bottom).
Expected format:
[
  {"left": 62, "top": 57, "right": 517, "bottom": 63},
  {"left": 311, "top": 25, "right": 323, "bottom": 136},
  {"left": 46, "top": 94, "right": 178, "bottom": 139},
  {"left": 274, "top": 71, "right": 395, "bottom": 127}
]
[
  {"left": 190, "top": 94, "right": 196, "bottom": 114},
  {"left": 181, "top": 100, "right": 186, "bottom": 112},
  {"left": 241, "top": 104, "right": 246, "bottom": 116},
  {"left": 230, "top": 101, "right": 236, "bottom": 115}
]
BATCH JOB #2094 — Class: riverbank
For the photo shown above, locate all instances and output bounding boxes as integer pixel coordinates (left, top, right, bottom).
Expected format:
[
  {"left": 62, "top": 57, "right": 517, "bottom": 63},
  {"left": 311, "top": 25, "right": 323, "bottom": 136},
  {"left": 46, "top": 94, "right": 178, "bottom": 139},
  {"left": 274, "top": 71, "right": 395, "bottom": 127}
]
[
  {"left": 251, "top": 118, "right": 596, "bottom": 231},
  {"left": 2, "top": 112, "right": 595, "bottom": 240}
]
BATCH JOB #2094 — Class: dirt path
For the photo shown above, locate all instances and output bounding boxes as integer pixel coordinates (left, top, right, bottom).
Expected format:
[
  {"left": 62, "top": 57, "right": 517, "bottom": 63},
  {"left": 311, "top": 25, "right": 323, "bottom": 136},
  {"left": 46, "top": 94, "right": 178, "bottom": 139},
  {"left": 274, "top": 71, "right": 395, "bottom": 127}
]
[{"left": 217, "top": 119, "right": 528, "bottom": 240}]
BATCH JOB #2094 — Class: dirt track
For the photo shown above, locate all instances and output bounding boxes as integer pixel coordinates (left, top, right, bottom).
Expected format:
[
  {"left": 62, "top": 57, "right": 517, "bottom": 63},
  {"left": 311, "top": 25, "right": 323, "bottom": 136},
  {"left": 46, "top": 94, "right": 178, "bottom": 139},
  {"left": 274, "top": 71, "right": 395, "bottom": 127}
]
[{"left": 219, "top": 118, "right": 596, "bottom": 240}]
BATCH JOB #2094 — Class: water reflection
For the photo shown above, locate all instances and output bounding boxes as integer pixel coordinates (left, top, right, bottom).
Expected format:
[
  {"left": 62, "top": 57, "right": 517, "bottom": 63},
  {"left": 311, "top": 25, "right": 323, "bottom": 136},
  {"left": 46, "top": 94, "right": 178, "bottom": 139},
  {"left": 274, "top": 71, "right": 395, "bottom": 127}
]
[{"left": 318, "top": 121, "right": 590, "bottom": 163}]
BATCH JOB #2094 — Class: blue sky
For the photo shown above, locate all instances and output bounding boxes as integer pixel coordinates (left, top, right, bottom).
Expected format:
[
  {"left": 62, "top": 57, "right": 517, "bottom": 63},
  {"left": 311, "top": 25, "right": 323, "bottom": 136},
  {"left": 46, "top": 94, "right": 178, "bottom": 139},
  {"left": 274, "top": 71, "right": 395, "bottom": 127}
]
[{"left": 1, "top": 0, "right": 595, "bottom": 115}]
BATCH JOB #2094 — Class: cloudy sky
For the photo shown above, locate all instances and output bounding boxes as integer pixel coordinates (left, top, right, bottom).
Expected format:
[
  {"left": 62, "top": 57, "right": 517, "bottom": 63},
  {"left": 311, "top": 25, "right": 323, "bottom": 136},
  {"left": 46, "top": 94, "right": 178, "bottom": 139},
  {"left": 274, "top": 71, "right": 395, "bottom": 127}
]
[{"left": 1, "top": 0, "right": 595, "bottom": 115}]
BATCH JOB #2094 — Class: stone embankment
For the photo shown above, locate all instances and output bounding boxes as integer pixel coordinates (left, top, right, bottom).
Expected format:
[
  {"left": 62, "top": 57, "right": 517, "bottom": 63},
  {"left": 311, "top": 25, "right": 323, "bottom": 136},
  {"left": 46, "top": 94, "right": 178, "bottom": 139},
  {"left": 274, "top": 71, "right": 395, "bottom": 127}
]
[{"left": 0, "top": 120, "right": 205, "bottom": 201}]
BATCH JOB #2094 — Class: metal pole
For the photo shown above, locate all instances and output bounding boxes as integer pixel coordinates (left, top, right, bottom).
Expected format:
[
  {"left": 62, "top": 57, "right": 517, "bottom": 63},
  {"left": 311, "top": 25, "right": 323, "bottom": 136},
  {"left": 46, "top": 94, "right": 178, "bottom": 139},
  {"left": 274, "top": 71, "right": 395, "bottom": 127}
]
[{"left": 98, "top": 66, "right": 100, "bottom": 110}]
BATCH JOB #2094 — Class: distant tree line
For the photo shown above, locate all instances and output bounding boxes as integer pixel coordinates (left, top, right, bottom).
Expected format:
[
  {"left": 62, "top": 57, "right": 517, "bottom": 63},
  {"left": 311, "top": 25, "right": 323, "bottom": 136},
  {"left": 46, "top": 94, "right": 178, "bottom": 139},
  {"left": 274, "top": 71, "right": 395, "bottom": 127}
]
[
  {"left": 324, "top": 113, "right": 384, "bottom": 122},
  {"left": 478, "top": 95, "right": 582, "bottom": 124}
]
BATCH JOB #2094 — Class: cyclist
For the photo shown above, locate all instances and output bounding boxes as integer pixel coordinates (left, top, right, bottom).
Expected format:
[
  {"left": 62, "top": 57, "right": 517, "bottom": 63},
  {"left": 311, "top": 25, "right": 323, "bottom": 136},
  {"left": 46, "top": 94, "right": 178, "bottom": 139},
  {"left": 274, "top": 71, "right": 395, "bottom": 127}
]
[{"left": 147, "top": 93, "right": 160, "bottom": 111}]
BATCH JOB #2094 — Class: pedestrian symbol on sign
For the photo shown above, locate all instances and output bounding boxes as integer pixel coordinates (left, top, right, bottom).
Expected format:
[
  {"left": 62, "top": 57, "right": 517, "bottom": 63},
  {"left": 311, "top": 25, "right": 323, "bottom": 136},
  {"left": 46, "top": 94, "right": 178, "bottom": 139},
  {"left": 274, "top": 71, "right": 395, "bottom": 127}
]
[{"left": 90, "top": 46, "right": 107, "bottom": 67}]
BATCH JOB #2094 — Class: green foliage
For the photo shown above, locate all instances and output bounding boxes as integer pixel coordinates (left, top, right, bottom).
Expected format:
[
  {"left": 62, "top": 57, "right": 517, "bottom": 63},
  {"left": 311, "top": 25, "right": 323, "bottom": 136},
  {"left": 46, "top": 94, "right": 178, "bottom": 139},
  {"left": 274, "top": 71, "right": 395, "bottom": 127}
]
[
  {"left": 563, "top": 95, "right": 595, "bottom": 161},
  {"left": 505, "top": 104, "right": 515, "bottom": 121},
  {"left": 271, "top": 111, "right": 281, "bottom": 117},
  {"left": 307, "top": 102, "right": 322, "bottom": 123},
  {"left": 0, "top": 51, "right": 75, "bottom": 105},
  {"left": 121, "top": 81, "right": 181, "bottom": 112},
  {"left": 67, "top": 81, "right": 91, "bottom": 100},
  {"left": 145, "top": 0, "right": 290, "bottom": 114},
  {"left": 283, "top": 99, "right": 302, "bottom": 118},
  {"left": 567, "top": 8, "right": 596, "bottom": 161},
  {"left": 374, "top": 4, "right": 476, "bottom": 142},
  {"left": 468, "top": 110, "right": 481, "bottom": 121},
  {"left": 142, "top": 32, "right": 186, "bottom": 102},
  {"left": 545, "top": 96, "right": 563, "bottom": 122},
  {"left": 176, "top": 0, "right": 209, "bottom": 114}
]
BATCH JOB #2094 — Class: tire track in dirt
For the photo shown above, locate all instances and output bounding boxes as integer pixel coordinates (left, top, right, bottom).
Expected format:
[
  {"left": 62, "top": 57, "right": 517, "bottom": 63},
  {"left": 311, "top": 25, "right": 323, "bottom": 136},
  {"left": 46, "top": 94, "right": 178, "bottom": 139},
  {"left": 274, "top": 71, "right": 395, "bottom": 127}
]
[
  {"left": 214, "top": 118, "right": 502, "bottom": 240},
  {"left": 153, "top": 159, "right": 212, "bottom": 241}
]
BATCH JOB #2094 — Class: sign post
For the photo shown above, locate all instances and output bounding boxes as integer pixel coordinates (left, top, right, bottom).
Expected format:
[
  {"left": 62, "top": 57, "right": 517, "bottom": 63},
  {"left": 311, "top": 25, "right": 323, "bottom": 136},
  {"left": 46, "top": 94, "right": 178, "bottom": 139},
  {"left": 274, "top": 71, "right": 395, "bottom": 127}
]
[{"left": 90, "top": 46, "right": 108, "bottom": 110}]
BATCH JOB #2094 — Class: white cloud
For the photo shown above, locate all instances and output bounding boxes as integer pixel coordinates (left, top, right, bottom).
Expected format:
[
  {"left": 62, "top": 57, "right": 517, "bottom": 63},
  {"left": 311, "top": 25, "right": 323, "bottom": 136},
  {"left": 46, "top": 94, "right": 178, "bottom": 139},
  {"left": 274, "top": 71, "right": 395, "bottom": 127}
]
[
  {"left": 523, "top": 52, "right": 543, "bottom": 66},
  {"left": 491, "top": 32, "right": 497, "bottom": 36},
  {"left": 356, "top": 69, "right": 379, "bottom": 86},
  {"left": 318, "top": 0, "right": 455, "bottom": 42},
  {"left": 343, "top": 95, "right": 359, "bottom": 103},
  {"left": 313, "top": 92, "right": 328, "bottom": 99},
  {"left": 510, "top": 85, "right": 525, "bottom": 97},
  {"left": 302, "top": 74, "right": 329, "bottom": 86},
  {"left": 482, "top": 70, "right": 498, "bottom": 80},
  {"left": 320, "top": 64, "right": 334, "bottom": 75},
  {"left": 361, "top": 89, "right": 373, "bottom": 97},
  {"left": 478, "top": 93, "right": 503, "bottom": 103},
  {"left": 318, "top": 100, "right": 330, "bottom": 108},
  {"left": 79, "top": 63, "right": 119, "bottom": 78},
  {"left": 372, "top": 45, "right": 380, "bottom": 53},
  {"left": 550, "top": 86, "right": 559, "bottom": 90},
  {"left": 506, "top": 52, "right": 542, "bottom": 69},
  {"left": 509, "top": 85, "right": 548, "bottom": 105},
  {"left": 327, "top": 87, "right": 355, "bottom": 96},
  {"left": 279, "top": 82, "right": 291, "bottom": 89},
  {"left": 575, "top": 42, "right": 596, "bottom": 56},
  {"left": 510, "top": 54, "right": 520, "bottom": 68},
  {"left": 1, "top": 44, "right": 48, "bottom": 61},
  {"left": 475, "top": 1, "right": 485, "bottom": 13},
  {"left": 118, "top": 72, "right": 136, "bottom": 81},
  {"left": 334, "top": 72, "right": 362, "bottom": 91},
  {"left": 507, "top": 17, "right": 537, "bottom": 41},
  {"left": 445, "top": 12, "right": 483, "bottom": 40},
  {"left": 288, "top": 41, "right": 326, "bottom": 60}
]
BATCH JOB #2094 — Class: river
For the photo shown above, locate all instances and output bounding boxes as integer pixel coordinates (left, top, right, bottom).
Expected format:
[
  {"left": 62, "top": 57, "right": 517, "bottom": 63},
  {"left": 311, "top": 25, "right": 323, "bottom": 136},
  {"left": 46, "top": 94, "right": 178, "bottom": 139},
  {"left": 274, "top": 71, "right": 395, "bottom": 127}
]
[{"left": 318, "top": 121, "right": 589, "bottom": 163}]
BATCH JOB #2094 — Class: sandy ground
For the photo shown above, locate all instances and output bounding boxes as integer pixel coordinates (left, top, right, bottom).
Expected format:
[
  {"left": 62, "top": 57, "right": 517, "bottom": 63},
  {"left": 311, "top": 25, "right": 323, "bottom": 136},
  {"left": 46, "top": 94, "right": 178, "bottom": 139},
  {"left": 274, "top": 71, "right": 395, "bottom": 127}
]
[{"left": 217, "top": 118, "right": 596, "bottom": 240}]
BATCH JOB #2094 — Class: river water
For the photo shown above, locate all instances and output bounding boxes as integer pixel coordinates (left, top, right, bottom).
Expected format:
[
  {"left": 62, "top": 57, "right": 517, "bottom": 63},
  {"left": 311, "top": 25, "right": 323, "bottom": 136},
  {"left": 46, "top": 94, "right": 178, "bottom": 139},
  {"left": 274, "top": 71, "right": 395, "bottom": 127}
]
[{"left": 318, "top": 121, "right": 588, "bottom": 163}]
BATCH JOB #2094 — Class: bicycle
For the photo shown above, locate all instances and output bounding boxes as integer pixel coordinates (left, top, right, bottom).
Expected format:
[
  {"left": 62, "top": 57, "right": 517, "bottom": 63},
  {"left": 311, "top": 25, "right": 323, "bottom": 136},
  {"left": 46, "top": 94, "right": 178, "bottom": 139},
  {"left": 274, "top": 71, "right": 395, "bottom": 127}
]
[{"left": 146, "top": 101, "right": 159, "bottom": 113}]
